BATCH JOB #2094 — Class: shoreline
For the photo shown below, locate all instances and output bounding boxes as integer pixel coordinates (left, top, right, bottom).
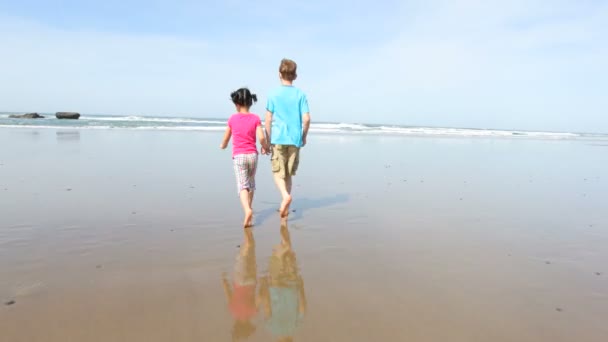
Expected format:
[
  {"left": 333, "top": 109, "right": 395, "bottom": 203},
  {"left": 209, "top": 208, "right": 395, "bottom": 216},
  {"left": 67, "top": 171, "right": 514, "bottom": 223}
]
[
  {"left": 1, "top": 125, "right": 606, "bottom": 142},
  {"left": 1, "top": 128, "right": 606, "bottom": 341}
]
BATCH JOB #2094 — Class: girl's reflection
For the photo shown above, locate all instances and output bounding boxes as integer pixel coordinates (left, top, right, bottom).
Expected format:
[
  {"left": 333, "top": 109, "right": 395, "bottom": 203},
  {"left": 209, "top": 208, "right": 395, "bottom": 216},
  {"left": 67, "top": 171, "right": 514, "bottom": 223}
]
[
  {"left": 222, "top": 228, "right": 258, "bottom": 341},
  {"left": 259, "top": 218, "right": 307, "bottom": 341}
]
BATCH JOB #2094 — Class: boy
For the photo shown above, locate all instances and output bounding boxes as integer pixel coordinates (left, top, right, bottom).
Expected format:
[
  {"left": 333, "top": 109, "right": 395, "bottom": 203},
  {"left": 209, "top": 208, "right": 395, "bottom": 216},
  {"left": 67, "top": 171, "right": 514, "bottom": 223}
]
[{"left": 265, "top": 59, "right": 311, "bottom": 217}]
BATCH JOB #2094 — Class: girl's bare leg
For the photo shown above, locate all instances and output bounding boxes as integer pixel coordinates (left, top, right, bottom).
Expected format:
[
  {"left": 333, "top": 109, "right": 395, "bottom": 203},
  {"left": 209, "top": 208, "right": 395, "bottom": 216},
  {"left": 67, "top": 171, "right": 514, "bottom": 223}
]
[
  {"left": 240, "top": 190, "right": 253, "bottom": 227},
  {"left": 248, "top": 190, "right": 254, "bottom": 208}
]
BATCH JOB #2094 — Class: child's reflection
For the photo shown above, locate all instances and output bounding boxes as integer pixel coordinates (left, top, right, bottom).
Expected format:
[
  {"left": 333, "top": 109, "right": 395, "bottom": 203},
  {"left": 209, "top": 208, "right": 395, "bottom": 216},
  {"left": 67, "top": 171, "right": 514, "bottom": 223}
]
[
  {"left": 222, "top": 228, "right": 258, "bottom": 341},
  {"left": 259, "top": 218, "right": 307, "bottom": 341}
]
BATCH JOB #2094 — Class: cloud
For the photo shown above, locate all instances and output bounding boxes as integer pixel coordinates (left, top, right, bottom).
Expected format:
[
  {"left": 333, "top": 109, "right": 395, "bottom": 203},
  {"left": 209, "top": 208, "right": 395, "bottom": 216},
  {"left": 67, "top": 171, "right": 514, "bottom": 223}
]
[
  {"left": 313, "top": 0, "right": 608, "bottom": 132},
  {"left": 0, "top": 0, "right": 606, "bottom": 132},
  {"left": 0, "top": 15, "right": 271, "bottom": 116}
]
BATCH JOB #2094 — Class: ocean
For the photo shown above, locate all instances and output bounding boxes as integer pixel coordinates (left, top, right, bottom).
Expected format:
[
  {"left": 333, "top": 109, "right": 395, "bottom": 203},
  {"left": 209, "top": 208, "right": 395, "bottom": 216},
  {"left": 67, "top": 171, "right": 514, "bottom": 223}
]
[{"left": 1, "top": 113, "right": 606, "bottom": 140}]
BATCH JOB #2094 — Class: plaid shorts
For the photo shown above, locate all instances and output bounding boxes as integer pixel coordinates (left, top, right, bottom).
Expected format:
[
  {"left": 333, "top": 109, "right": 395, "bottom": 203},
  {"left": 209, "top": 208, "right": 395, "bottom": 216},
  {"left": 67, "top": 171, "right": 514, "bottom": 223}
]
[{"left": 233, "top": 153, "right": 258, "bottom": 194}]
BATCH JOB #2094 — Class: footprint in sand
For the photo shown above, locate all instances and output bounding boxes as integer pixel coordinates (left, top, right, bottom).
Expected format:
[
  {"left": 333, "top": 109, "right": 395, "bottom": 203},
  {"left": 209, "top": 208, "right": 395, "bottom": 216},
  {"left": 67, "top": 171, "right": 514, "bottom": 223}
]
[{"left": 13, "top": 282, "right": 46, "bottom": 297}]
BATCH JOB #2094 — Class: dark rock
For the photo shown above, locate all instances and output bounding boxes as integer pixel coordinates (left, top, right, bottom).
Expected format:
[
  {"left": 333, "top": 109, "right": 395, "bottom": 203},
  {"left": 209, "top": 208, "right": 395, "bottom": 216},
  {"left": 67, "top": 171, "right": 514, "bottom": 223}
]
[
  {"left": 9, "top": 113, "right": 44, "bottom": 119},
  {"left": 556, "top": 307, "right": 563, "bottom": 312},
  {"left": 56, "top": 112, "right": 80, "bottom": 120},
  {"left": 4, "top": 300, "right": 15, "bottom": 306},
  {"left": 96, "top": 265, "right": 102, "bottom": 269},
  {"left": 596, "top": 272, "right": 602, "bottom": 276},
  {"left": 545, "top": 261, "right": 551, "bottom": 265}
]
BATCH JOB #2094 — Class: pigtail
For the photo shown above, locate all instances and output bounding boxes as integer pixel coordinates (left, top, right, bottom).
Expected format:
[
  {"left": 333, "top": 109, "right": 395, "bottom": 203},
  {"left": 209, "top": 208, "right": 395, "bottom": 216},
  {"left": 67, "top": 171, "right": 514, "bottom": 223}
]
[{"left": 230, "top": 88, "right": 257, "bottom": 107}]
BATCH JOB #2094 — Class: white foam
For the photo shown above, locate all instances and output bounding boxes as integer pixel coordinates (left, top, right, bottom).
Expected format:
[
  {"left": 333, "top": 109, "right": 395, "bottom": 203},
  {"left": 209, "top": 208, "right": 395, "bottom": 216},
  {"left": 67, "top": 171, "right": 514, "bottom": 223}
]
[
  {"left": 0, "top": 124, "right": 226, "bottom": 132},
  {"left": 311, "top": 123, "right": 371, "bottom": 131},
  {"left": 80, "top": 116, "right": 224, "bottom": 124},
  {"left": 0, "top": 117, "right": 601, "bottom": 140}
]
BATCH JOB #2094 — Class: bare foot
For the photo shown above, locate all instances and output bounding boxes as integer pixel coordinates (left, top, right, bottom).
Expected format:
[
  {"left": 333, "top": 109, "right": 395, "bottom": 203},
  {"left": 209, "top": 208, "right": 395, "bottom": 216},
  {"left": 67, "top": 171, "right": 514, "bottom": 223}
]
[
  {"left": 243, "top": 209, "right": 253, "bottom": 228},
  {"left": 279, "top": 195, "right": 292, "bottom": 218}
]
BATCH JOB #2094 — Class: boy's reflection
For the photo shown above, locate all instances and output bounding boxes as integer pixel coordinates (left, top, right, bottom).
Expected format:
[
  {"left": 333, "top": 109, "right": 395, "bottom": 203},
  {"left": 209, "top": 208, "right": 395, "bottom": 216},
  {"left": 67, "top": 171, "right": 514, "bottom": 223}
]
[
  {"left": 259, "top": 218, "right": 307, "bottom": 341},
  {"left": 222, "top": 228, "right": 258, "bottom": 341}
]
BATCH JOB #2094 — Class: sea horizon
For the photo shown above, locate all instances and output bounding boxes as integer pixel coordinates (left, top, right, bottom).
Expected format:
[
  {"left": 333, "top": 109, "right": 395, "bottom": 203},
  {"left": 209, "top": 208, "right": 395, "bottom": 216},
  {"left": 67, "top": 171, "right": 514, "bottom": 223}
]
[{"left": 2, "top": 111, "right": 607, "bottom": 139}]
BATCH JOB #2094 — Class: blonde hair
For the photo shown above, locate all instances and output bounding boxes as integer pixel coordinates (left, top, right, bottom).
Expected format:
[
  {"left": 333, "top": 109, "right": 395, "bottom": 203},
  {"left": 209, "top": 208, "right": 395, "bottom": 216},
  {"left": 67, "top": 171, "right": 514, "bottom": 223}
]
[{"left": 279, "top": 59, "right": 297, "bottom": 81}]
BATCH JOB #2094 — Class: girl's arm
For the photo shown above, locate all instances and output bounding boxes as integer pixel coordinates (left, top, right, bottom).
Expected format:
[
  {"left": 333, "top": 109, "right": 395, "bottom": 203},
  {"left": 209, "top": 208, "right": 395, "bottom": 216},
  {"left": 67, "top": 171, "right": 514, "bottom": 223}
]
[
  {"left": 256, "top": 126, "right": 269, "bottom": 154},
  {"left": 222, "top": 273, "right": 233, "bottom": 303},
  {"left": 220, "top": 126, "right": 232, "bottom": 149}
]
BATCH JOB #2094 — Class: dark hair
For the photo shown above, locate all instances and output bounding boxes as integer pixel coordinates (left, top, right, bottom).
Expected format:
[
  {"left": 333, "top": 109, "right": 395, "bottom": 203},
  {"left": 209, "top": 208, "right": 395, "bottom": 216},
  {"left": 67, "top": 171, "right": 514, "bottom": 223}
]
[{"left": 230, "top": 88, "right": 258, "bottom": 107}]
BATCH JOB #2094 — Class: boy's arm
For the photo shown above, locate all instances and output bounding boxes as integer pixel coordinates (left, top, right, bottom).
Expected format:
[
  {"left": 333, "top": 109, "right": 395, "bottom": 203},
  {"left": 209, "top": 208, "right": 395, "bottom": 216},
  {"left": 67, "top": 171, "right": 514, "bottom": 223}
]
[
  {"left": 258, "top": 276, "right": 272, "bottom": 318},
  {"left": 221, "top": 273, "right": 233, "bottom": 302},
  {"left": 302, "top": 112, "right": 311, "bottom": 146},
  {"left": 219, "top": 126, "right": 231, "bottom": 149},
  {"left": 256, "top": 126, "right": 269, "bottom": 154},
  {"left": 297, "top": 275, "right": 307, "bottom": 315},
  {"left": 264, "top": 111, "right": 273, "bottom": 147}
]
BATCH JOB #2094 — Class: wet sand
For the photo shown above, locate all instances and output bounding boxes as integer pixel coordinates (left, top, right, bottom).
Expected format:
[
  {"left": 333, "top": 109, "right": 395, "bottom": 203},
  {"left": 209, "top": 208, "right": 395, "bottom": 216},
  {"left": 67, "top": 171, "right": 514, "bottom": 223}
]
[{"left": 1, "top": 128, "right": 607, "bottom": 341}]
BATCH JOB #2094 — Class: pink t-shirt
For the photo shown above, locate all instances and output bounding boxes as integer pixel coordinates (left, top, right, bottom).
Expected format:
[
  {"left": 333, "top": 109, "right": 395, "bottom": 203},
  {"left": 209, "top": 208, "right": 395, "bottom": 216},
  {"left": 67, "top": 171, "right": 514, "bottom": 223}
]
[
  {"left": 229, "top": 283, "right": 257, "bottom": 321},
  {"left": 228, "top": 113, "right": 261, "bottom": 157}
]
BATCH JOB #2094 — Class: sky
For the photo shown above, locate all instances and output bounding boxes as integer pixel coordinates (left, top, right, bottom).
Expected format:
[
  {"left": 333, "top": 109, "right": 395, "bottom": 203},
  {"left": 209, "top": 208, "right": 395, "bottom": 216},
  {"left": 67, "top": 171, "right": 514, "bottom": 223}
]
[{"left": 0, "top": 0, "right": 606, "bottom": 133}]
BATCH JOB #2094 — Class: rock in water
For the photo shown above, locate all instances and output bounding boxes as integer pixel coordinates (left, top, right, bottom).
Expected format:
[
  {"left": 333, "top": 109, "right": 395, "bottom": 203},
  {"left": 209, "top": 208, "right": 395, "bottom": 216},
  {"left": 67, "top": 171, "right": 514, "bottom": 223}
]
[
  {"left": 9, "top": 113, "right": 45, "bottom": 119},
  {"left": 56, "top": 112, "right": 80, "bottom": 119}
]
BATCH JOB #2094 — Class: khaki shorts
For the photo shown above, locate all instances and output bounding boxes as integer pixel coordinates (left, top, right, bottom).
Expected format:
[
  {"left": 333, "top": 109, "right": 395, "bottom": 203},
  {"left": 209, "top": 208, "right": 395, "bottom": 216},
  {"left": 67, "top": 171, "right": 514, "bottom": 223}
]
[{"left": 271, "top": 145, "right": 300, "bottom": 179}]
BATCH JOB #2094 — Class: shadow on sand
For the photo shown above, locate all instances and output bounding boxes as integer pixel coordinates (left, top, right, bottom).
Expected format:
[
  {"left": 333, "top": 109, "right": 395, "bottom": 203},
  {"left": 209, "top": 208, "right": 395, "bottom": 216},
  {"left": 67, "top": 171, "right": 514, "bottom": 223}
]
[{"left": 255, "top": 193, "right": 349, "bottom": 226}]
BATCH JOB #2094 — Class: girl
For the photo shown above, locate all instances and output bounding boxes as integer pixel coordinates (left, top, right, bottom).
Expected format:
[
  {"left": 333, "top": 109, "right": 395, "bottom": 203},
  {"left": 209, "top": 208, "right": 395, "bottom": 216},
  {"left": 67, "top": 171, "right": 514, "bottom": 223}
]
[
  {"left": 222, "top": 228, "right": 259, "bottom": 340},
  {"left": 220, "top": 88, "right": 269, "bottom": 227}
]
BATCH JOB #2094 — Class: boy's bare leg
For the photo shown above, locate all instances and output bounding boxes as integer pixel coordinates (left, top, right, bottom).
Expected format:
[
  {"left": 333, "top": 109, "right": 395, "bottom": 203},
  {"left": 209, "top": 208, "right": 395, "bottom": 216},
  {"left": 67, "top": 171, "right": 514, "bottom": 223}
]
[
  {"left": 274, "top": 174, "right": 292, "bottom": 217},
  {"left": 240, "top": 189, "right": 253, "bottom": 227},
  {"left": 286, "top": 175, "right": 292, "bottom": 194}
]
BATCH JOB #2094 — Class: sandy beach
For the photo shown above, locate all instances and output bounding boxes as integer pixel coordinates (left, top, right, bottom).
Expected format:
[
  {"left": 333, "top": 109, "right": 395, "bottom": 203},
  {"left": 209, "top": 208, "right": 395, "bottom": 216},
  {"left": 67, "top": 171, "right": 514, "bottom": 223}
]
[{"left": 1, "top": 128, "right": 607, "bottom": 341}]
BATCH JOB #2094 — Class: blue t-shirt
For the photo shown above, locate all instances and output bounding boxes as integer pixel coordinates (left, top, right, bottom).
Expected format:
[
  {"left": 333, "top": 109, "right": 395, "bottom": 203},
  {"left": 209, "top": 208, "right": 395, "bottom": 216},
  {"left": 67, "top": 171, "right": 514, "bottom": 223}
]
[{"left": 266, "top": 85, "right": 309, "bottom": 147}]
